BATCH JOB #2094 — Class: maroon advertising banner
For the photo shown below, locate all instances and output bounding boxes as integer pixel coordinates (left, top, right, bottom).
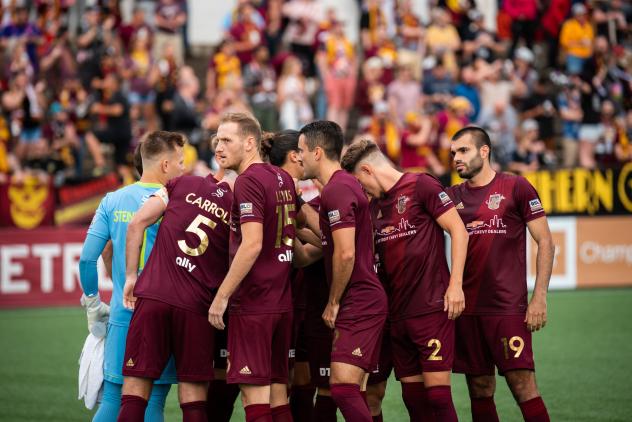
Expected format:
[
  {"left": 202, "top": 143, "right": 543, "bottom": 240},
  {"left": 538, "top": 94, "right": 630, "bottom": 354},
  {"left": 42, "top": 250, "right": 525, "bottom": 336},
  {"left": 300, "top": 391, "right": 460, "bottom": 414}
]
[{"left": 0, "top": 227, "right": 112, "bottom": 308}]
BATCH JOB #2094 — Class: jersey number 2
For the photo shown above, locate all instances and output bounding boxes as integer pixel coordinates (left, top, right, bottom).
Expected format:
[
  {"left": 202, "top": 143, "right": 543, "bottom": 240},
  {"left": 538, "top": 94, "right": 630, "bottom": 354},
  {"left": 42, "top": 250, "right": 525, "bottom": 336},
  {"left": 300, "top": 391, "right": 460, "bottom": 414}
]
[{"left": 178, "top": 214, "right": 217, "bottom": 256}]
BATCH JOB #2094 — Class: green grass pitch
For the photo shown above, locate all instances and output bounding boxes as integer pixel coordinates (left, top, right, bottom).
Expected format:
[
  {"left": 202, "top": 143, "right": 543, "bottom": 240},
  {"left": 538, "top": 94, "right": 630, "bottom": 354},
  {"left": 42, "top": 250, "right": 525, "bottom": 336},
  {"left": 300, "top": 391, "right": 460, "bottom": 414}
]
[{"left": 1, "top": 289, "right": 631, "bottom": 421}]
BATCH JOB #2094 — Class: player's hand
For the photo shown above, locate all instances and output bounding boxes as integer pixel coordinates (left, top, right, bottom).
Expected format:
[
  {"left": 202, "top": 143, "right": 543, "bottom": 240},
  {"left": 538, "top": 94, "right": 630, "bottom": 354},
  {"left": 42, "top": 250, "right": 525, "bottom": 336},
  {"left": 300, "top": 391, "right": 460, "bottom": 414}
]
[
  {"left": 209, "top": 295, "right": 228, "bottom": 330},
  {"left": 81, "top": 294, "right": 110, "bottom": 337},
  {"left": 322, "top": 302, "right": 339, "bottom": 329},
  {"left": 444, "top": 282, "right": 465, "bottom": 320},
  {"left": 123, "top": 277, "right": 137, "bottom": 310},
  {"left": 525, "top": 295, "right": 547, "bottom": 332}
]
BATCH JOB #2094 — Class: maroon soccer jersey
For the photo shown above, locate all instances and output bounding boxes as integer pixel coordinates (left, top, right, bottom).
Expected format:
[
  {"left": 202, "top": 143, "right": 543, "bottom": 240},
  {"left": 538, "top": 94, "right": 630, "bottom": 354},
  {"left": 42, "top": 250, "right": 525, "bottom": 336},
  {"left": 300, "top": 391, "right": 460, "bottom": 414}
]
[
  {"left": 134, "top": 174, "right": 232, "bottom": 315},
  {"left": 371, "top": 173, "right": 454, "bottom": 320},
  {"left": 446, "top": 173, "right": 545, "bottom": 315},
  {"left": 319, "top": 170, "right": 386, "bottom": 317},
  {"left": 229, "top": 163, "right": 299, "bottom": 314}
]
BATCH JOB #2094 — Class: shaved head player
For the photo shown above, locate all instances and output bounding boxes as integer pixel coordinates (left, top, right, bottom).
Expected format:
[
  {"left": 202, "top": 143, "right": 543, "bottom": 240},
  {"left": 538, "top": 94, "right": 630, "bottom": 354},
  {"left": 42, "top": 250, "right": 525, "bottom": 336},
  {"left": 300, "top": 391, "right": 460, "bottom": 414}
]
[
  {"left": 299, "top": 121, "right": 388, "bottom": 422},
  {"left": 447, "top": 126, "right": 554, "bottom": 422},
  {"left": 342, "top": 139, "right": 469, "bottom": 422}
]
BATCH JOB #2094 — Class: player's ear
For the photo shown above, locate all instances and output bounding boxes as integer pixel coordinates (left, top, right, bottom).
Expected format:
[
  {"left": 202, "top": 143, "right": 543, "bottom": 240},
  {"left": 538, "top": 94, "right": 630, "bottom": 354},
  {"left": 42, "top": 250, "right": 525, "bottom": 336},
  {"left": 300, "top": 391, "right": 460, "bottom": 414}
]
[
  {"left": 480, "top": 145, "right": 490, "bottom": 160},
  {"left": 288, "top": 150, "right": 299, "bottom": 164},
  {"left": 359, "top": 163, "right": 372, "bottom": 176}
]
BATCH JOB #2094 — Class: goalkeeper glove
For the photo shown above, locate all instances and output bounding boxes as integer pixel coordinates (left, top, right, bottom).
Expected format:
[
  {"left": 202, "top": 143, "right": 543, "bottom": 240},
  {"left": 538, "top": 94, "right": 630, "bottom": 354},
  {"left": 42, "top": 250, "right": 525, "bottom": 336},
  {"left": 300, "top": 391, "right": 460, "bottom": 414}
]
[{"left": 81, "top": 294, "right": 110, "bottom": 338}]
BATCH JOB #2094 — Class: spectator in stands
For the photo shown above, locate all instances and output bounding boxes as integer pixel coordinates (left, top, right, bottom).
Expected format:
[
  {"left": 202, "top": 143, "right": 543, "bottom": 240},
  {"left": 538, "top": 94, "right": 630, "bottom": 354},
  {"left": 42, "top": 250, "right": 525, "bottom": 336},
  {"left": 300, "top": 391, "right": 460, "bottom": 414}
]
[
  {"left": 508, "top": 119, "right": 551, "bottom": 174},
  {"left": 171, "top": 66, "right": 202, "bottom": 144},
  {"left": 400, "top": 111, "right": 444, "bottom": 175},
  {"left": 558, "top": 73, "right": 584, "bottom": 167},
  {"left": 422, "top": 55, "right": 455, "bottom": 111},
  {"left": 368, "top": 100, "right": 400, "bottom": 162},
  {"left": 425, "top": 7, "right": 461, "bottom": 76},
  {"left": 320, "top": 18, "right": 357, "bottom": 131},
  {"left": 394, "top": 0, "right": 424, "bottom": 79},
  {"left": 229, "top": 1, "right": 265, "bottom": 66},
  {"left": 503, "top": 0, "right": 538, "bottom": 56},
  {"left": 0, "top": 5, "right": 42, "bottom": 71},
  {"left": 153, "top": 0, "right": 186, "bottom": 65},
  {"left": 454, "top": 65, "right": 481, "bottom": 121},
  {"left": 520, "top": 76, "right": 558, "bottom": 151},
  {"left": 478, "top": 99, "right": 519, "bottom": 167},
  {"left": 243, "top": 45, "right": 277, "bottom": 131},
  {"left": 119, "top": 7, "right": 153, "bottom": 52},
  {"left": 282, "top": 0, "right": 324, "bottom": 77},
  {"left": 387, "top": 62, "right": 421, "bottom": 127},
  {"left": 461, "top": 9, "right": 505, "bottom": 64},
  {"left": 355, "top": 57, "right": 386, "bottom": 129},
  {"left": 277, "top": 55, "right": 313, "bottom": 130},
  {"left": 206, "top": 38, "right": 241, "bottom": 101},
  {"left": 122, "top": 32, "right": 158, "bottom": 131},
  {"left": 85, "top": 73, "right": 132, "bottom": 180},
  {"left": 363, "top": 23, "right": 398, "bottom": 84},
  {"left": 559, "top": 3, "right": 594, "bottom": 75},
  {"left": 595, "top": 100, "right": 628, "bottom": 168}
]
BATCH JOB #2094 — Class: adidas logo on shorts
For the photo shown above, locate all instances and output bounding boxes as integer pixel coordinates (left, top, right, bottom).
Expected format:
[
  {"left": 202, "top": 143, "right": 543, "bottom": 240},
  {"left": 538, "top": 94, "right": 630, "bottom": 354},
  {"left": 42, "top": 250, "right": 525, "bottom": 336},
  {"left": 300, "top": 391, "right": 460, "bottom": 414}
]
[
  {"left": 239, "top": 366, "right": 252, "bottom": 375},
  {"left": 352, "top": 348, "right": 363, "bottom": 357},
  {"left": 126, "top": 358, "right": 135, "bottom": 367}
]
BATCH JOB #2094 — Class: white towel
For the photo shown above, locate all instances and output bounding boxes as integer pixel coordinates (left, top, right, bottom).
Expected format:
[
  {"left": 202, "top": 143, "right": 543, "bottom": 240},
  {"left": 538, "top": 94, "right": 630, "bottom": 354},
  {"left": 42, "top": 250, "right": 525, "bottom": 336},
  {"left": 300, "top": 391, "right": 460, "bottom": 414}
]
[{"left": 78, "top": 332, "right": 105, "bottom": 410}]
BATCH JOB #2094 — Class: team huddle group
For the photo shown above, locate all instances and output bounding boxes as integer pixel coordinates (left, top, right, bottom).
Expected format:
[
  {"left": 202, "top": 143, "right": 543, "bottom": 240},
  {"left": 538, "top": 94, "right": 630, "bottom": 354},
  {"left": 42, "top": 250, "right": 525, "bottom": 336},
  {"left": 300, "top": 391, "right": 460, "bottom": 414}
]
[{"left": 79, "top": 113, "right": 555, "bottom": 422}]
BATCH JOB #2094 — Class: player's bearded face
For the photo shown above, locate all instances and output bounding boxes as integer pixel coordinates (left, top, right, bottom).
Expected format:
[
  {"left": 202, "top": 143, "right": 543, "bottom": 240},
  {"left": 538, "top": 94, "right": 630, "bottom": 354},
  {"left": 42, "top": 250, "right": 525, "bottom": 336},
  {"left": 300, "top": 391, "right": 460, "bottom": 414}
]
[{"left": 456, "top": 151, "right": 483, "bottom": 179}]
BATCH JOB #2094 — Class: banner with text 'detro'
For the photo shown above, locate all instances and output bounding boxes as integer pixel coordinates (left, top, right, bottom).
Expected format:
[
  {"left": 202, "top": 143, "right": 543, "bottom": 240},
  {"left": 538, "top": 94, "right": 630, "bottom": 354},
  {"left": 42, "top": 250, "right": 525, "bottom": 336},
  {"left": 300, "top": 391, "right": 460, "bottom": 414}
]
[{"left": 0, "top": 228, "right": 112, "bottom": 308}]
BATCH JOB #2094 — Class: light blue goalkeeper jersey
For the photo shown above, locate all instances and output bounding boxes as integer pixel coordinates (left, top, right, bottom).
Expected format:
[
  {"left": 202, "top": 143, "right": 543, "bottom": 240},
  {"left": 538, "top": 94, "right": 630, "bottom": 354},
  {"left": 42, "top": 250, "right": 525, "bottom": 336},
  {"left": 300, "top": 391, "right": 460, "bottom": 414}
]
[{"left": 87, "top": 182, "right": 162, "bottom": 326}]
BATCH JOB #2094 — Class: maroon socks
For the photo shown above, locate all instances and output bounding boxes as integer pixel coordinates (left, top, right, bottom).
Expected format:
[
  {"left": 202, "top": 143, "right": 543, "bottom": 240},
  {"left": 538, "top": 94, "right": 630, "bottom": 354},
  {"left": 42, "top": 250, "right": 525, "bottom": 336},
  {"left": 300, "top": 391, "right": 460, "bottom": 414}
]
[
  {"left": 401, "top": 382, "right": 435, "bottom": 422},
  {"left": 331, "top": 383, "right": 371, "bottom": 422},
  {"left": 117, "top": 395, "right": 148, "bottom": 422},
  {"left": 426, "top": 386, "right": 458, "bottom": 422},
  {"left": 245, "top": 404, "right": 273, "bottom": 422},
  {"left": 471, "top": 396, "right": 500, "bottom": 422},
  {"left": 181, "top": 401, "right": 207, "bottom": 422},
  {"left": 519, "top": 397, "right": 550, "bottom": 422}
]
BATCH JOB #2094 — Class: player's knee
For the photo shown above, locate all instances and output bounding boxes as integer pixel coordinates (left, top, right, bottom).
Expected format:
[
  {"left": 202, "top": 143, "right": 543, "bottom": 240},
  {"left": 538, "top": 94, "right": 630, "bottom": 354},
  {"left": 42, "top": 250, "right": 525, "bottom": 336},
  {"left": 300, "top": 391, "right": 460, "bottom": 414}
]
[
  {"left": 506, "top": 371, "right": 539, "bottom": 402},
  {"left": 178, "top": 381, "right": 208, "bottom": 404},
  {"left": 366, "top": 388, "right": 385, "bottom": 414},
  {"left": 466, "top": 375, "right": 496, "bottom": 398}
]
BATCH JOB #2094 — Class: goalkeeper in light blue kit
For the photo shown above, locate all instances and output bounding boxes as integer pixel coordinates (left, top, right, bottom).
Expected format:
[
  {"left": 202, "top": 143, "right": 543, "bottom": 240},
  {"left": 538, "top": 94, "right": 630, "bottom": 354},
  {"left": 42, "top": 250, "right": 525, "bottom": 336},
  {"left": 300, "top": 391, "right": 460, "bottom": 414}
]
[{"left": 78, "top": 131, "right": 186, "bottom": 422}]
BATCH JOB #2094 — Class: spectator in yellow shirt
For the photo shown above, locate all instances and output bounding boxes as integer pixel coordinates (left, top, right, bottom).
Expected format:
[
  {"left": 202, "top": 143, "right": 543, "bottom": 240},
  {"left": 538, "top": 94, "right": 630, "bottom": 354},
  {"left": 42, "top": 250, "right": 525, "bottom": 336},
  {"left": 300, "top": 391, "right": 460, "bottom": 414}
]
[{"left": 559, "top": 3, "right": 594, "bottom": 74}]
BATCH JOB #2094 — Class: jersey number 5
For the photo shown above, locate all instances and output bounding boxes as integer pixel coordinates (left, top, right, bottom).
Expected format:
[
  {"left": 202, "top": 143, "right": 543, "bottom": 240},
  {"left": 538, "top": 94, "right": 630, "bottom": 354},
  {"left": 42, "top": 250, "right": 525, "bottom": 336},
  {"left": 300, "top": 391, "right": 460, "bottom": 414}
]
[{"left": 178, "top": 214, "right": 217, "bottom": 256}]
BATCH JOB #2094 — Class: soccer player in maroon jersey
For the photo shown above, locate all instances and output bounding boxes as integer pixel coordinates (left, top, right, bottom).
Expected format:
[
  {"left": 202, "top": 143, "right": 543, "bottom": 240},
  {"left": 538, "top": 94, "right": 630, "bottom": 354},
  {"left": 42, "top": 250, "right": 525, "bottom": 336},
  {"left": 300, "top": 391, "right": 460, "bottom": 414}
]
[
  {"left": 447, "top": 126, "right": 554, "bottom": 422},
  {"left": 341, "top": 139, "right": 468, "bottom": 422},
  {"left": 116, "top": 171, "right": 233, "bottom": 422},
  {"left": 207, "top": 113, "right": 319, "bottom": 422},
  {"left": 298, "top": 121, "right": 388, "bottom": 422}
]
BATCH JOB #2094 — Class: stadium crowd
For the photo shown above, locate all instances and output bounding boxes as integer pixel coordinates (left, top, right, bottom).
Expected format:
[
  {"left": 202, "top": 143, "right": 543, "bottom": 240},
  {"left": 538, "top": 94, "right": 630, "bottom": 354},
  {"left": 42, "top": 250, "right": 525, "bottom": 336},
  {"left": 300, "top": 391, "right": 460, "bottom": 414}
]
[{"left": 0, "top": 0, "right": 631, "bottom": 188}]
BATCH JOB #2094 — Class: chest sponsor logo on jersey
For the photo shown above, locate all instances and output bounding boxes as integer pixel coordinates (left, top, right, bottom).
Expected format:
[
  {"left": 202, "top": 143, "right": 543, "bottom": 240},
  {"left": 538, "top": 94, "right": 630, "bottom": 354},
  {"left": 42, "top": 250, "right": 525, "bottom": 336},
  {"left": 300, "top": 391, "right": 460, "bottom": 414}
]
[
  {"left": 375, "top": 218, "right": 416, "bottom": 244},
  {"left": 240, "top": 202, "right": 253, "bottom": 215},
  {"left": 278, "top": 249, "right": 294, "bottom": 263},
  {"left": 486, "top": 193, "right": 505, "bottom": 210},
  {"left": 438, "top": 191, "right": 451, "bottom": 205},
  {"left": 465, "top": 215, "right": 507, "bottom": 235},
  {"left": 176, "top": 256, "right": 196, "bottom": 272},
  {"left": 529, "top": 198, "right": 544, "bottom": 213},
  {"left": 328, "top": 209, "right": 341, "bottom": 224},
  {"left": 396, "top": 195, "right": 410, "bottom": 214}
]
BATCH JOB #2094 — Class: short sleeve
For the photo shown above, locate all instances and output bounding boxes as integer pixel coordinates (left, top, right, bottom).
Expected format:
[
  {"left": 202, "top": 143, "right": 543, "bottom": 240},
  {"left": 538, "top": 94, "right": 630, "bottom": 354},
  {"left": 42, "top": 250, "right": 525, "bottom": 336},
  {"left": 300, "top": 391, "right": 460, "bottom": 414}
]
[
  {"left": 87, "top": 194, "right": 111, "bottom": 240},
  {"left": 234, "top": 174, "right": 265, "bottom": 223},
  {"left": 514, "top": 176, "right": 546, "bottom": 222},
  {"left": 415, "top": 174, "right": 455, "bottom": 220},
  {"left": 322, "top": 183, "right": 356, "bottom": 231}
]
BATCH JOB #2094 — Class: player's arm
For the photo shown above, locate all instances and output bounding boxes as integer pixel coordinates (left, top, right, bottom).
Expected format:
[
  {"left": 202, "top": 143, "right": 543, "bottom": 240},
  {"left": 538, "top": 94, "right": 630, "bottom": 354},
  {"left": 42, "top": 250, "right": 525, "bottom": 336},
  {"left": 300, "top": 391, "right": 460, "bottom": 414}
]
[
  {"left": 323, "top": 227, "right": 355, "bottom": 329},
  {"left": 79, "top": 232, "right": 111, "bottom": 335},
  {"left": 297, "top": 227, "right": 322, "bottom": 248},
  {"left": 296, "top": 201, "right": 322, "bottom": 238},
  {"left": 208, "top": 221, "right": 263, "bottom": 329},
  {"left": 436, "top": 208, "right": 468, "bottom": 320},
  {"left": 292, "top": 238, "right": 323, "bottom": 268},
  {"left": 525, "top": 216, "right": 554, "bottom": 332},
  {"left": 101, "top": 240, "right": 113, "bottom": 279},
  {"left": 123, "top": 196, "right": 167, "bottom": 310}
]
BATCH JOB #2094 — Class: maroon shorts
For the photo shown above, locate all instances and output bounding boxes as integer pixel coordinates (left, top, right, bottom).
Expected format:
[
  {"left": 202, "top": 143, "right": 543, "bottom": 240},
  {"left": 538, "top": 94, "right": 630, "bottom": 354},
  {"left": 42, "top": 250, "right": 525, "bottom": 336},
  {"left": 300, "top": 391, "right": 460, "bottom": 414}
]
[
  {"left": 368, "top": 322, "right": 393, "bottom": 385},
  {"left": 227, "top": 311, "right": 293, "bottom": 385},
  {"left": 307, "top": 334, "right": 333, "bottom": 389},
  {"left": 454, "top": 314, "right": 535, "bottom": 376},
  {"left": 391, "top": 311, "right": 454, "bottom": 379},
  {"left": 123, "top": 297, "right": 214, "bottom": 382},
  {"left": 331, "top": 312, "right": 387, "bottom": 372}
]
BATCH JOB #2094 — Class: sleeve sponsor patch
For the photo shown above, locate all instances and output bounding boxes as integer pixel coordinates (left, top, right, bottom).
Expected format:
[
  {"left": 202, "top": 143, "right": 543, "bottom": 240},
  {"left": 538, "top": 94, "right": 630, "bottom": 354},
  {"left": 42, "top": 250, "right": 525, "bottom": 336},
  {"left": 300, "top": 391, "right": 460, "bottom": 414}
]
[
  {"left": 240, "top": 202, "right": 253, "bottom": 215},
  {"left": 439, "top": 191, "right": 451, "bottom": 205},
  {"left": 529, "top": 199, "right": 543, "bottom": 212},
  {"left": 328, "top": 209, "right": 341, "bottom": 224}
]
